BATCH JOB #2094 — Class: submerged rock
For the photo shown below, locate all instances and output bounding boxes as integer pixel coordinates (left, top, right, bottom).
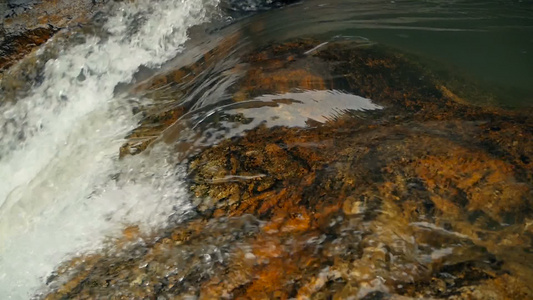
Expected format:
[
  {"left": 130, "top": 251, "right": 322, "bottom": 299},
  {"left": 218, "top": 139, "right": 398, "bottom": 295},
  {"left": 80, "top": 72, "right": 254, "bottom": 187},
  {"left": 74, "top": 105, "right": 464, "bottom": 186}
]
[{"left": 42, "top": 38, "right": 533, "bottom": 299}]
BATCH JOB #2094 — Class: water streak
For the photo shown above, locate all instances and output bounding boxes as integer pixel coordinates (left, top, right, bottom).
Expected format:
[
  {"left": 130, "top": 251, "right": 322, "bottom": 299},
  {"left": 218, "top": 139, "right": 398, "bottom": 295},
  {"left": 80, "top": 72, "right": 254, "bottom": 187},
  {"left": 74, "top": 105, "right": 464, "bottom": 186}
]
[{"left": 0, "top": 0, "right": 216, "bottom": 298}]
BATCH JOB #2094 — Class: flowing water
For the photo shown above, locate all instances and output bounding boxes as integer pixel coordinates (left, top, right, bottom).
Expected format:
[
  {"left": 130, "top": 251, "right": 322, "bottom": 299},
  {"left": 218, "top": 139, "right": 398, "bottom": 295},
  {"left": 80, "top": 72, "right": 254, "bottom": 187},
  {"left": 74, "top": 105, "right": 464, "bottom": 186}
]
[
  {"left": 0, "top": 0, "right": 532, "bottom": 298},
  {"left": 0, "top": 0, "right": 217, "bottom": 297}
]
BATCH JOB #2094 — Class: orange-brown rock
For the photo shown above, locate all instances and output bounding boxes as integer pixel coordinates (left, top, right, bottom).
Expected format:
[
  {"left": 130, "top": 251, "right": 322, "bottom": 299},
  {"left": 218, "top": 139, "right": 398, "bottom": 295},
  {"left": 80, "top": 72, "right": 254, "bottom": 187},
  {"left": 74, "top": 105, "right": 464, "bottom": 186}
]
[
  {"left": 1, "top": 0, "right": 103, "bottom": 70},
  {"left": 43, "top": 39, "right": 533, "bottom": 299},
  {"left": 0, "top": 26, "right": 58, "bottom": 72},
  {"left": 1, "top": 0, "right": 106, "bottom": 101}
]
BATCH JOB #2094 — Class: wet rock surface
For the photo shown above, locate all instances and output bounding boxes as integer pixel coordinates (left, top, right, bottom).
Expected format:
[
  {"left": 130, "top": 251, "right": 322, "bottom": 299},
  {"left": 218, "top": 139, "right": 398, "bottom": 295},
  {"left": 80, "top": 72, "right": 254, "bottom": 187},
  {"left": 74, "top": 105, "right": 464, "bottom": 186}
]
[
  {"left": 0, "top": 0, "right": 105, "bottom": 74},
  {"left": 0, "top": 25, "right": 59, "bottom": 73},
  {"left": 42, "top": 38, "right": 533, "bottom": 299}
]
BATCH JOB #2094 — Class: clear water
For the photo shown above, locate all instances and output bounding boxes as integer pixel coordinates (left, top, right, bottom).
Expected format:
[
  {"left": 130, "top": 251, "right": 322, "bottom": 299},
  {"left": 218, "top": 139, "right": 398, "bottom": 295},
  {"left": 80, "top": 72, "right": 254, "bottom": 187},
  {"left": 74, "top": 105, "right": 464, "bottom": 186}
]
[
  {"left": 225, "top": 0, "right": 533, "bottom": 107},
  {"left": 0, "top": 0, "right": 531, "bottom": 298}
]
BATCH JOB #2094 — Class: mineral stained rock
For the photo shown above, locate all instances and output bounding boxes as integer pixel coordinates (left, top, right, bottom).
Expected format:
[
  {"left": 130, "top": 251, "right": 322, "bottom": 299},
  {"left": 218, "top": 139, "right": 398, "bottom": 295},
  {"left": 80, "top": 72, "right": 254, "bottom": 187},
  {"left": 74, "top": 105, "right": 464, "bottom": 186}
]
[
  {"left": 0, "top": 0, "right": 105, "bottom": 73},
  {"left": 43, "top": 38, "right": 533, "bottom": 299}
]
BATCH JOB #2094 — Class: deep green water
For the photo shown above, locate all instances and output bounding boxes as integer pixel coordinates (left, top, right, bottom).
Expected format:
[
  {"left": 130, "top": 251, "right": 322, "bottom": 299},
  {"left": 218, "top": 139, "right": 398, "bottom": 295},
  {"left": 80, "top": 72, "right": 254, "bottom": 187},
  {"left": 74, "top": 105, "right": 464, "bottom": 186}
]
[{"left": 224, "top": 0, "right": 533, "bottom": 107}]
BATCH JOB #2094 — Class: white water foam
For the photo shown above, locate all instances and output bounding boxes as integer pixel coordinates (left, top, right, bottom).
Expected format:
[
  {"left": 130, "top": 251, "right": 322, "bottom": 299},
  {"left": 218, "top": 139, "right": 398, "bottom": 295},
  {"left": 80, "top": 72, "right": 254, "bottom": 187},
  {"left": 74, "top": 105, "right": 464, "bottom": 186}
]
[{"left": 0, "top": 0, "right": 216, "bottom": 298}]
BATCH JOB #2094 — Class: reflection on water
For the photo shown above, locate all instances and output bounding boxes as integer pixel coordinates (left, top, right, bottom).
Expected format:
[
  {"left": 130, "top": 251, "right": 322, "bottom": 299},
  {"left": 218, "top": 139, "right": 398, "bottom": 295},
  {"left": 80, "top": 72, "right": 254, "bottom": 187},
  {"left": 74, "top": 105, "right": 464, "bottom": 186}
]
[
  {"left": 227, "top": 90, "right": 383, "bottom": 127},
  {"left": 0, "top": 0, "right": 532, "bottom": 299},
  {"left": 228, "top": 0, "right": 533, "bottom": 107},
  {"left": 163, "top": 90, "right": 383, "bottom": 157}
]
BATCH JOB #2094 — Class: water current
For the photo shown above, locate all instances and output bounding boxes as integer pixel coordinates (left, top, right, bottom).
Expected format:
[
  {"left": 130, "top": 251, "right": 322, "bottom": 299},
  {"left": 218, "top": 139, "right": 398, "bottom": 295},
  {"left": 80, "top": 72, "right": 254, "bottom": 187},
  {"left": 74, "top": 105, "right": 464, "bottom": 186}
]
[
  {"left": 0, "top": 0, "right": 532, "bottom": 298},
  {"left": 0, "top": 0, "right": 217, "bottom": 297}
]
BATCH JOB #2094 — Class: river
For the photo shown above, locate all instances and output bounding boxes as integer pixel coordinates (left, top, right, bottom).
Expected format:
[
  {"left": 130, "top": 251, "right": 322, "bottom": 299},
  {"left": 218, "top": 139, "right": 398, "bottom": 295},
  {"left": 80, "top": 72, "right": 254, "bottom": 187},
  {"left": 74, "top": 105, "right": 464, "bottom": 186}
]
[{"left": 0, "top": 0, "right": 532, "bottom": 298}]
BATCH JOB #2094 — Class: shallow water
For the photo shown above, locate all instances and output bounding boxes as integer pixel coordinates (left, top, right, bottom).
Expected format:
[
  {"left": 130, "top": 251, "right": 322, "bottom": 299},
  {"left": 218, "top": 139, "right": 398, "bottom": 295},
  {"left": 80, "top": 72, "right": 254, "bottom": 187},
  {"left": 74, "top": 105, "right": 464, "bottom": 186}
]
[{"left": 0, "top": 0, "right": 532, "bottom": 299}]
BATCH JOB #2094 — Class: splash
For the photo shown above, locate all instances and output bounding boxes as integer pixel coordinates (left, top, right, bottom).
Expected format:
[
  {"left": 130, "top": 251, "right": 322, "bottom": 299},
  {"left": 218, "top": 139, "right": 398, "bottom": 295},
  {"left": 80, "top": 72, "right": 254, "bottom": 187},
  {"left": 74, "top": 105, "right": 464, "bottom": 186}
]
[{"left": 0, "top": 0, "right": 216, "bottom": 298}]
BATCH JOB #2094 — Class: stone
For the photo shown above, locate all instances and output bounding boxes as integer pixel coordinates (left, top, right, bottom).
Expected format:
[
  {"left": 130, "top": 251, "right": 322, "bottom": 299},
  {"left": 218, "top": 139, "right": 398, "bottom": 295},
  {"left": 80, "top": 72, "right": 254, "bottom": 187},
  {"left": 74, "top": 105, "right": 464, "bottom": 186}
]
[{"left": 42, "top": 38, "right": 533, "bottom": 299}]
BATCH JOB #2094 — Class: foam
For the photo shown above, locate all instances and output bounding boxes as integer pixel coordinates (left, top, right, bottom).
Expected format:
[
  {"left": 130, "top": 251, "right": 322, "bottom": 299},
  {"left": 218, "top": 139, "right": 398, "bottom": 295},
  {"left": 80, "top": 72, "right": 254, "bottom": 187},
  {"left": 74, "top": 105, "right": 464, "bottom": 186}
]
[{"left": 0, "top": 0, "right": 216, "bottom": 298}]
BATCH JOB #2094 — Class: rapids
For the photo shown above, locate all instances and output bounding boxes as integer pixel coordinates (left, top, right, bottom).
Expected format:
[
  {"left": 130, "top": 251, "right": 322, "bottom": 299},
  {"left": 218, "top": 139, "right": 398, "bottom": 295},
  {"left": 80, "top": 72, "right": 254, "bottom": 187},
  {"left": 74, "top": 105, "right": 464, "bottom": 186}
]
[{"left": 0, "top": 0, "right": 216, "bottom": 297}]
